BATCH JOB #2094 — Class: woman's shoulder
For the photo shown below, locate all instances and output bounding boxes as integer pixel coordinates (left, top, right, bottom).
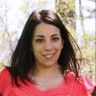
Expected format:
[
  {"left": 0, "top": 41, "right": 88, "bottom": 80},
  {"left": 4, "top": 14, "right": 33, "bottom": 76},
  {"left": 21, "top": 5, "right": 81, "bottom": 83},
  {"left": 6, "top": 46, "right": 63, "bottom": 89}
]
[
  {"left": 0, "top": 67, "right": 10, "bottom": 77},
  {"left": 66, "top": 71, "right": 95, "bottom": 95},
  {"left": 0, "top": 67, "right": 12, "bottom": 90}
]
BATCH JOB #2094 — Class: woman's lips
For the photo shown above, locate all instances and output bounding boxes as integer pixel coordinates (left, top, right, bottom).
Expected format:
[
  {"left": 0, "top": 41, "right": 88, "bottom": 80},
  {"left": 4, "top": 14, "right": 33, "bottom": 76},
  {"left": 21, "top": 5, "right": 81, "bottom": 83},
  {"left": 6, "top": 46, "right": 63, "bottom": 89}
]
[{"left": 43, "top": 53, "right": 55, "bottom": 59}]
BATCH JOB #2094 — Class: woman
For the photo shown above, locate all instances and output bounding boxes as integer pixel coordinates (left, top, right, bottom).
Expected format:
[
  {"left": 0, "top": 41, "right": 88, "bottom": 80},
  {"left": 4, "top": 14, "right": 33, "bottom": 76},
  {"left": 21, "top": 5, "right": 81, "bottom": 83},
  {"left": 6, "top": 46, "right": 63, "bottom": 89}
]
[{"left": 0, "top": 10, "right": 95, "bottom": 96}]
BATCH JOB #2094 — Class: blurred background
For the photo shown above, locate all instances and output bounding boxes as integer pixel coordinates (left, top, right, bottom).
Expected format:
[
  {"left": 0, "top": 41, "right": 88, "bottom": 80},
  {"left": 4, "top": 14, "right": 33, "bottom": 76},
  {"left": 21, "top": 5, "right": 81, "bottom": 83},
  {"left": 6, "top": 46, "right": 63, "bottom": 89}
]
[{"left": 0, "top": 0, "right": 95, "bottom": 84}]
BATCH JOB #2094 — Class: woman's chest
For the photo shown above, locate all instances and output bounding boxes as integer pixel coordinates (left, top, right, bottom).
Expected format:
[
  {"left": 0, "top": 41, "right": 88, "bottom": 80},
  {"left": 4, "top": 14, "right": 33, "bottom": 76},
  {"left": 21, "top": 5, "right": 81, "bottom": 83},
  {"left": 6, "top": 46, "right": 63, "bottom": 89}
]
[{"left": 4, "top": 81, "right": 87, "bottom": 96}]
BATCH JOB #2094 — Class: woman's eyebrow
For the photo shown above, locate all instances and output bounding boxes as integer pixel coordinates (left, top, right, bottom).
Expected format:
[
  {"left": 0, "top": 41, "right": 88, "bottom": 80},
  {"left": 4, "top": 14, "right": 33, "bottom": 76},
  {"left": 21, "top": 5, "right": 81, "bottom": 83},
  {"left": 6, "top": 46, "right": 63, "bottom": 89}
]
[
  {"left": 51, "top": 34, "right": 60, "bottom": 37},
  {"left": 34, "top": 34, "right": 59, "bottom": 38},
  {"left": 34, "top": 35, "right": 44, "bottom": 38}
]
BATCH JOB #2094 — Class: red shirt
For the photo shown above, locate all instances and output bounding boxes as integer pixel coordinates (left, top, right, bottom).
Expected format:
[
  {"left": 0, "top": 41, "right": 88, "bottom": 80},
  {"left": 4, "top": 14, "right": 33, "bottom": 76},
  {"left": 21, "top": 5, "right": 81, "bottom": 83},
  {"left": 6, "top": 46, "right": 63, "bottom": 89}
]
[{"left": 0, "top": 68, "right": 95, "bottom": 96}]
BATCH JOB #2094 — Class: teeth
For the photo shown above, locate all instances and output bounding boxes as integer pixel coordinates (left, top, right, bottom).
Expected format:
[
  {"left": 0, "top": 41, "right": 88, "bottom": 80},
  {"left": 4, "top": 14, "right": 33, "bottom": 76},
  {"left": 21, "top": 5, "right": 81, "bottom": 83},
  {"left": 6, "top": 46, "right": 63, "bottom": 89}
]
[
  {"left": 44, "top": 54, "right": 54, "bottom": 58},
  {"left": 45, "top": 55, "right": 53, "bottom": 57}
]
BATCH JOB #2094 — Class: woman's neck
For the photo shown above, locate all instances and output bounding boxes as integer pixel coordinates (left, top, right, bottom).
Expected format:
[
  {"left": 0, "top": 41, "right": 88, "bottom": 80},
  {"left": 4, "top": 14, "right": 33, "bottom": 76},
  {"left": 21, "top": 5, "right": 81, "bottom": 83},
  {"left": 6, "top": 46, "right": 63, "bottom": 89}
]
[
  {"left": 30, "top": 63, "right": 63, "bottom": 90},
  {"left": 34, "top": 63, "right": 61, "bottom": 78}
]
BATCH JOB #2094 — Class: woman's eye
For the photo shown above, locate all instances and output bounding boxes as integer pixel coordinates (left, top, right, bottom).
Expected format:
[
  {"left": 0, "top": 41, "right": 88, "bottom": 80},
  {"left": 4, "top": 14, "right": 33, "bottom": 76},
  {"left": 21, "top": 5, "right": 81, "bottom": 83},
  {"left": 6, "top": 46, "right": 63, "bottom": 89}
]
[
  {"left": 35, "top": 39, "right": 44, "bottom": 43},
  {"left": 52, "top": 37, "right": 59, "bottom": 41}
]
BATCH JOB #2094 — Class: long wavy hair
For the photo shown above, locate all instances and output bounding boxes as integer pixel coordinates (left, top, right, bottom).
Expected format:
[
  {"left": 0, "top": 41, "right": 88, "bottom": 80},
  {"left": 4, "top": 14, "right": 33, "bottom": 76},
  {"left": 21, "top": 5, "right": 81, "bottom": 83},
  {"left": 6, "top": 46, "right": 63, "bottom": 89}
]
[{"left": 7, "top": 10, "right": 81, "bottom": 86}]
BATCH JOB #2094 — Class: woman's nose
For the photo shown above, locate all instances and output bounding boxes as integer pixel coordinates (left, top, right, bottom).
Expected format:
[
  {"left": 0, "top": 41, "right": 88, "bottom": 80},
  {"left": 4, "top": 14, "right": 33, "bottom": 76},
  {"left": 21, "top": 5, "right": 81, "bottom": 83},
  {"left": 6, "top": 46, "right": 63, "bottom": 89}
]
[{"left": 44, "top": 41, "right": 53, "bottom": 51}]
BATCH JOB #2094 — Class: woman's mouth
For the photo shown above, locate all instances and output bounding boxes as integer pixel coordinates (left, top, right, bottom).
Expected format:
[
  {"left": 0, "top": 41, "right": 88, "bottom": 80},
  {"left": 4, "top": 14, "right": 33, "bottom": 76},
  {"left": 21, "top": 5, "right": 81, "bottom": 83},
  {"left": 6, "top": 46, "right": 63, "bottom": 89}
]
[{"left": 43, "top": 53, "right": 55, "bottom": 59}]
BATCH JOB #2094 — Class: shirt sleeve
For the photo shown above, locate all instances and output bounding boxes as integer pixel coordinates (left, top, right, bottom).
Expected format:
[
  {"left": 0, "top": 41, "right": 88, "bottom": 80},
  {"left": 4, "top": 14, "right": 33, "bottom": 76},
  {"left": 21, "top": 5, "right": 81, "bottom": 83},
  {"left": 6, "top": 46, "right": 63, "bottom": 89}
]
[
  {"left": 81, "top": 76, "right": 95, "bottom": 95},
  {"left": 0, "top": 68, "right": 12, "bottom": 94}
]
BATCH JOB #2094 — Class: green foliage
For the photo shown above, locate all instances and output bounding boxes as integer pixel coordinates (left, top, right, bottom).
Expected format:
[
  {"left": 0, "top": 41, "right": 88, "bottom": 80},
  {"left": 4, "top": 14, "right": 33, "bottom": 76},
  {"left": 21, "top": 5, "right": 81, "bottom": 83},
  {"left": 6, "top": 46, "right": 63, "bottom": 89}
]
[
  {"left": 81, "top": 32, "right": 95, "bottom": 62},
  {"left": 56, "top": 0, "right": 76, "bottom": 40},
  {"left": 80, "top": 32, "right": 95, "bottom": 82},
  {"left": 56, "top": 0, "right": 75, "bottom": 28},
  {"left": 66, "top": 24, "right": 76, "bottom": 38}
]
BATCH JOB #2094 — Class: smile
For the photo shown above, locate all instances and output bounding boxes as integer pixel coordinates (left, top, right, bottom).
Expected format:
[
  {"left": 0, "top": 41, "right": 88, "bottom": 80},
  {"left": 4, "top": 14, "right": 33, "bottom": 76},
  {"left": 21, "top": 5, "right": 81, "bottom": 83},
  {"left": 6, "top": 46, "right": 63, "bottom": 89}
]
[{"left": 43, "top": 53, "right": 55, "bottom": 59}]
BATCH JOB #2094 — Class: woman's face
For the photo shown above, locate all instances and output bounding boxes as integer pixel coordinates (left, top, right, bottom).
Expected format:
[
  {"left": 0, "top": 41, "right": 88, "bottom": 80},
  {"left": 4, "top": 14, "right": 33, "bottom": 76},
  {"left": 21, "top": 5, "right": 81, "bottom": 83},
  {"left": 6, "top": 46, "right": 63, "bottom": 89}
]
[{"left": 32, "top": 23, "right": 63, "bottom": 68}]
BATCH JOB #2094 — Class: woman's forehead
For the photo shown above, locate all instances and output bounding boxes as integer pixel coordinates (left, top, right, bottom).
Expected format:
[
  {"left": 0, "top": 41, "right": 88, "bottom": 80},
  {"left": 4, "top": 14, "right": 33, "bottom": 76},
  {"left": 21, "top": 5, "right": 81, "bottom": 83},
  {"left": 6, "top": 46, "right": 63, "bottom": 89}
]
[{"left": 34, "top": 23, "right": 60, "bottom": 36}]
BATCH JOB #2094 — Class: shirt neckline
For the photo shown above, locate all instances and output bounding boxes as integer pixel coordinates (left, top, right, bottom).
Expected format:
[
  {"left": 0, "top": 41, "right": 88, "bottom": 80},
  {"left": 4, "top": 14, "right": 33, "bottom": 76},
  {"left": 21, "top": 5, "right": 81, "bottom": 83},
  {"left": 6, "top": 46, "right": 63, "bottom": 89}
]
[{"left": 29, "top": 78, "right": 65, "bottom": 93}]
